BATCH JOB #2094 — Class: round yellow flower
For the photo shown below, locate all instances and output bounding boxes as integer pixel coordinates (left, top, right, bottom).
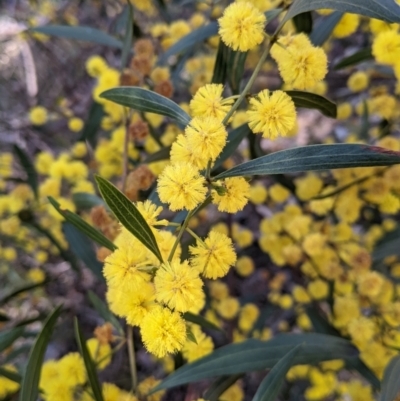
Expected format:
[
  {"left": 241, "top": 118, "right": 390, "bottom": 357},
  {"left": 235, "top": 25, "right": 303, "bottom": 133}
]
[
  {"left": 184, "top": 116, "right": 228, "bottom": 167},
  {"left": 247, "top": 90, "right": 296, "bottom": 139},
  {"left": 347, "top": 71, "right": 369, "bottom": 92},
  {"left": 372, "top": 30, "right": 400, "bottom": 65},
  {"left": 29, "top": 106, "right": 48, "bottom": 126},
  {"left": 189, "top": 84, "right": 234, "bottom": 121},
  {"left": 140, "top": 307, "right": 187, "bottom": 357},
  {"left": 218, "top": 2, "right": 266, "bottom": 52},
  {"left": 277, "top": 46, "right": 328, "bottom": 90},
  {"left": 157, "top": 162, "right": 207, "bottom": 211},
  {"left": 154, "top": 260, "right": 204, "bottom": 313},
  {"left": 212, "top": 177, "right": 250, "bottom": 213},
  {"left": 103, "top": 235, "right": 150, "bottom": 291},
  {"left": 58, "top": 352, "right": 86, "bottom": 387},
  {"left": 190, "top": 230, "right": 237, "bottom": 279},
  {"left": 68, "top": 117, "right": 84, "bottom": 132}
]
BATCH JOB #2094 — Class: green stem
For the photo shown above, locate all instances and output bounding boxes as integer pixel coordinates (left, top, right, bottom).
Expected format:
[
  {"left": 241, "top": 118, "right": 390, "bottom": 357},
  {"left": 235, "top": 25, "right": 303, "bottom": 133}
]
[
  {"left": 127, "top": 326, "right": 138, "bottom": 393},
  {"left": 185, "top": 227, "right": 205, "bottom": 246},
  {"left": 168, "top": 210, "right": 193, "bottom": 262},
  {"left": 222, "top": 41, "right": 271, "bottom": 125}
]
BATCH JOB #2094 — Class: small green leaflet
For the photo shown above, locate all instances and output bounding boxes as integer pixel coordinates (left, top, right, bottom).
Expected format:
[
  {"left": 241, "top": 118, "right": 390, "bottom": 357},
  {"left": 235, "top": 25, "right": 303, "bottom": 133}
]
[{"left": 95, "top": 176, "right": 163, "bottom": 262}]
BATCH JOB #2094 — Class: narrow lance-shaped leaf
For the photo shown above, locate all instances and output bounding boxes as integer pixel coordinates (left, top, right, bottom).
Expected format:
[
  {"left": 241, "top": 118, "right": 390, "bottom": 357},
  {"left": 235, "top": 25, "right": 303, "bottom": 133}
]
[
  {"left": 13, "top": 145, "right": 38, "bottom": 199},
  {"left": 305, "top": 307, "right": 380, "bottom": 389},
  {"left": 0, "top": 281, "right": 46, "bottom": 305},
  {"left": 293, "top": 12, "right": 313, "bottom": 34},
  {"left": 204, "top": 375, "right": 243, "bottom": 401},
  {"left": 19, "top": 305, "right": 63, "bottom": 401},
  {"left": 286, "top": 90, "right": 337, "bottom": 118},
  {"left": 88, "top": 291, "right": 124, "bottom": 335},
  {"left": 214, "top": 124, "right": 251, "bottom": 169},
  {"left": 334, "top": 48, "right": 373, "bottom": 70},
  {"left": 252, "top": 345, "right": 302, "bottom": 401},
  {"left": 120, "top": 2, "right": 134, "bottom": 70},
  {"left": 310, "top": 11, "right": 343, "bottom": 46},
  {"left": 48, "top": 196, "right": 116, "bottom": 252},
  {"left": 63, "top": 222, "right": 104, "bottom": 281},
  {"left": 95, "top": 176, "right": 163, "bottom": 262},
  {"left": 0, "top": 366, "right": 21, "bottom": 384},
  {"left": 78, "top": 102, "right": 104, "bottom": 146},
  {"left": 30, "top": 25, "right": 123, "bottom": 48},
  {"left": 279, "top": 0, "right": 400, "bottom": 28},
  {"left": 74, "top": 319, "right": 104, "bottom": 401},
  {"left": 380, "top": 354, "right": 400, "bottom": 401},
  {"left": 183, "top": 312, "right": 223, "bottom": 332},
  {"left": 100, "top": 87, "right": 191, "bottom": 127},
  {"left": 72, "top": 192, "right": 106, "bottom": 210},
  {"left": 152, "top": 333, "right": 358, "bottom": 392},
  {"left": 0, "top": 327, "right": 24, "bottom": 354},
  {"left": 215, "top": 144, "right": 400, "bottom": 179},
  {"left": 159, "top": 22, "right": 218, "bottom": 64}
]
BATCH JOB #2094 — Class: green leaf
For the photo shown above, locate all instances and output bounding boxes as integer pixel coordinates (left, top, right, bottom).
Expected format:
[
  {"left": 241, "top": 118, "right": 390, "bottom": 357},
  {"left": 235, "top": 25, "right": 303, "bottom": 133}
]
[
  {"left": 100, "top": 87, "right": 190, "bottom": 126},
  {"left": 286, "top": 90, "right": 337, "bottom": 118},
  {"left": 0, "top": 327, "right": 24, "bottom": 354},
  {"left": 63, "top": 222, "right": 104, "bottom": 280},
  {"left": 381, "top": 354, "right": 400, "bottom": 401},
  {"left": 144, "top": 146, "right": 171, "bottom": 164},
  {"left": 305, "top": 307, "right": 380, "bottom": 389},
  {"left": 252, "top": 345, "right": 302, "bottom": 401},
  {"left": 310, "top": 11, "right": 343, "bottom": 46},
  {"left": 186, "top": 327, "right": 198, "bottom": 345},
  {"left": 79, "top": 102, "right": 104, "bottom": 146},
  {"left": 88, "top": 291, "right": 124, "bottom": 335},
  {"left": 204, "top": 375, "right": 243, "bottom": 401},
  {"left": 280, "top": 0, "right": 400, "bottom": 26},
  {"left": 373, "top": 226, "right": 400, "bottom": 262},
  {"left": 212, "top": 40, "right": 229, "bottom": 85},
  {"left": 293, "top": 12, "right": 313, "bottom": 34},
  {"left": 183, "top": 312, "right": 223, "bottom": 332},
  {"left": 26, "top": 221, "right": 81, "bottom": 272},
  {"left": 0, "top": 281, "right": 46, "bottom": 305},
  {"left": 13, "top": 145, "right": 38, "bottom": 199},
  {"left": 48, "top": 196, "right": 116, "bottom": 252},
  {"left": 214, "top": 144, "right": 400, "bottom": 180},
  {"left": 159, "top": 22, "right": 218, "bottom": 64},
  {"left": 95, "top": 176, "right": 163, "bottom": 262},
  {"left": 72, "top": 192, "right": 106, "bottom": 210},
  {"left": 121, "top": 2, "right": 133, "bottom": 70},
  {"left": 0, "top": 366, "right": 21, "bottom": 384},
  {"left": 334, "top": 48, "right": 373, "bottom": 70},
  {"left": 214, "top": 124, "right": 251, "bottom": 169},
  {"left": 153, "top": 333, "right": 357, "bottom": 392},
  {"left": 19, "top": 305, "right": 62, "bottom": 401},
  {"left": 227, "top": 50, "right": 248, "bottom": 95},
  {"left": 30, "top": 25, "right": 123, "bottom": 48},
  {"left": 74, "top": 318, "right": 104, "bottom": 401},
  {"left": 359, "top": 100, "right": 370, "bottom": 140}
]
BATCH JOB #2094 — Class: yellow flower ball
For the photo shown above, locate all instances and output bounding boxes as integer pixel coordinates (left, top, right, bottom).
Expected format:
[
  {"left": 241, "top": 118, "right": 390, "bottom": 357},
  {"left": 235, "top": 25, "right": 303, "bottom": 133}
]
[
  {"left": 247, "top": 90, "right": 296, "bottom": 139},
  {"left": 68, "top": 117, "right": 84, "bottom": 132},
  {"left": 140, "top": 307, "right": 187, "bottom": 357},
  {"left": 218, "top": 2, "right": 266, "bottom": 52},
  {"left": 347, "top": 71, "right": 369, "bottom": 92},
  {"left": 212, "top": 177, "right": 250, "bottom": 213},
  {"left": 190, "top": 230, "right": 237, "bottom": 279},
  {"left": 157, "top": 162, "right": 207, "bottom": 211},
  {"left": 235, "top": 255, "right": 255, "bottom": 277},
  {"left": 29, "top": 106, "right": 48, "bottom": 126},
  {"left": 154, "top": 260, "right": 204, "bottom": 313}
]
